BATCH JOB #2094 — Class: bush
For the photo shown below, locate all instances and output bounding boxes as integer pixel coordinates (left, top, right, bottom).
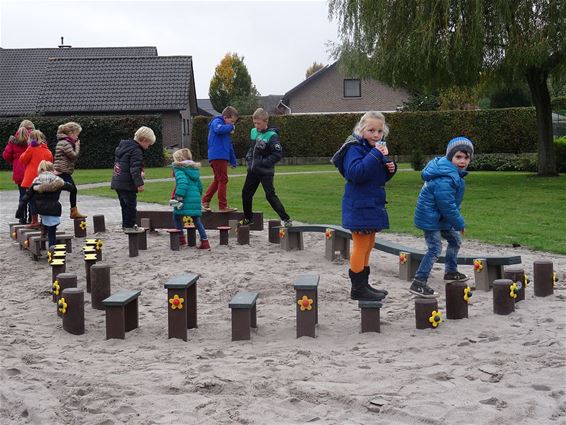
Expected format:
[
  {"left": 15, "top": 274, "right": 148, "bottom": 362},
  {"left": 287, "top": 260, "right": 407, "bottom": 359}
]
[
  {"left": 555, "top": 136, "right": 566, "bottom": 172},
  {"left": 467, "top": 153, "right": 538, "bottom": 172},
  {"left": 0, "top": 115, "right": 164, "bottom": 170},
  {"left": 410, "top": 149, "right": 425, "bottom": 171}
]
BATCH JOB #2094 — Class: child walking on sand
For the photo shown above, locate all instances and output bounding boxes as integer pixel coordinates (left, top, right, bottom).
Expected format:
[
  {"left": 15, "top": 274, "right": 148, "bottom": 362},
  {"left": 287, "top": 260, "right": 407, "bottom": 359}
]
[
  {"left": 54, "top": 121, "right": 86, "bottom": 219},
  {"left": 410, "top": 136, "right": 475, "bottom": 298},
  {"left": 172, "top": 148, "right": 210, "bottom": 249},
  {"left": 332, "top": 111, "right": 397, "bottom": 301}
]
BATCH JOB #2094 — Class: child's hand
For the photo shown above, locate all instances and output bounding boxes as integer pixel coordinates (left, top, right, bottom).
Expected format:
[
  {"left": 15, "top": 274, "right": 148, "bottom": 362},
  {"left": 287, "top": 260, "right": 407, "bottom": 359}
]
[
  {"left": 137, "top": 185, "right": 145, "bottom": 192},
  {"left": 141, "top": 171, "right": 145, "bottom": 178},
  {"left": 385, "top": 162, "right": 395, "bottom": 173},
  {"left": 375, "top": 144, "right": 389, "bottom": 156}
]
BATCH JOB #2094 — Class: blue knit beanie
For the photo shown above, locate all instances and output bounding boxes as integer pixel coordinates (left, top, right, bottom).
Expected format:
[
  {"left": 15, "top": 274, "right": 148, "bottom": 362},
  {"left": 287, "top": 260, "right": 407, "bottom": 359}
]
[{"left": 446, "top": 137, "right": 474, "bottom": 160}]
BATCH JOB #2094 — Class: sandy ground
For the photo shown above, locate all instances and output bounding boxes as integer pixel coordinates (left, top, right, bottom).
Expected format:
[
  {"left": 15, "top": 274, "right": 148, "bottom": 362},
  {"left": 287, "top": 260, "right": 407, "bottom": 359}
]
[{"left": 0, "top": 189, "right": 565, "bottom": 425}]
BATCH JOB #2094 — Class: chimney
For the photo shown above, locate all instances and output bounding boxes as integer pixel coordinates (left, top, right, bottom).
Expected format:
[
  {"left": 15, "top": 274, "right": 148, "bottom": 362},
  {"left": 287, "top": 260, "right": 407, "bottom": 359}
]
[{"left": 58, "top": 36, "right": 72, "bottom": 48}]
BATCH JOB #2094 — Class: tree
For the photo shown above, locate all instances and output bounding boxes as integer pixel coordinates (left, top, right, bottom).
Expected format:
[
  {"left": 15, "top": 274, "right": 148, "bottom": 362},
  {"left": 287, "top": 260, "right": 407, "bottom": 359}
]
[
  {"left": 329, "top": 0, "right": 566, "bottom": 176},
  {"left": 209, "top": 52, "right": 259, "bottom": 115},
  {"left": 305, "top": 62, "right": 325, "bottom": 79}
]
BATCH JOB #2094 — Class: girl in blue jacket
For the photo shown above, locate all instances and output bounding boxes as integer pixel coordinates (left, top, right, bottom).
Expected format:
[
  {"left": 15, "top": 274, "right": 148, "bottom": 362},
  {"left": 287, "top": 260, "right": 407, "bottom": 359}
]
[
  {"left": 410, "top": 136, "right": 474, "bottom": 298},
  {"left": 172, "top": 149, "right": 209, "bottom": 250},
  {"left": 332, "top": 111, "right": 397, "bottom": 301}
]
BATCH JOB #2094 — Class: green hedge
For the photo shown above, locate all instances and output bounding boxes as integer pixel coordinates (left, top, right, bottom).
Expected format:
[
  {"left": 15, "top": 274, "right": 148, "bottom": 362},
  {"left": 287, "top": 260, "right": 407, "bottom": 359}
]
[
  {"left": 191, "top": 108, "right": 538, "bottom": 160},
  {"left": 556, "top": 136, "right": 566, "bottom": 172},
  {"left": 0, "top": 115, "right": 164, "bottom": 170}
]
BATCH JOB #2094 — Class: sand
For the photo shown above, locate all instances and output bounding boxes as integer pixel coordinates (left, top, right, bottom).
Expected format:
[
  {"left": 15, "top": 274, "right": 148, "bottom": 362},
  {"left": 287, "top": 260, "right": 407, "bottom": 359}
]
[{"left": 1, "top": 189, "right": 565, "bottom": 425}]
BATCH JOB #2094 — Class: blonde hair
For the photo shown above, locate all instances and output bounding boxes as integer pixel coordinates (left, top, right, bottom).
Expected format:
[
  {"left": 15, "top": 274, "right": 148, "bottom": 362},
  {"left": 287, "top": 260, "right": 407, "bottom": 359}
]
[
  {"left": 15, "top": 127, "right": 31, "bottom": 143},
  {"left": 134, "top": 126, "right": 156, "bottom": 145},
  {"left": 222, "top": 106, "right": 239, "bottom": 119},
  {"left": 58, "top": 121, "right": 82, "bottom": 135},
  {"left": 29, "top": 130, "right": 46, "bottom": 143},
  {"left": 353, "top": 111, "right": 389, "bottom": 139},
  {"left": 19, "top": 120, "right": 35, "bottom": 131},
  {"left": 37, "top": 160, "right": 55, "bottom": 173},
  {"left": 173, "top": 148, "right": 201, "bottom": 167},
  {"left": 252, "top": 108, "right": 269, "bottom": 121}
]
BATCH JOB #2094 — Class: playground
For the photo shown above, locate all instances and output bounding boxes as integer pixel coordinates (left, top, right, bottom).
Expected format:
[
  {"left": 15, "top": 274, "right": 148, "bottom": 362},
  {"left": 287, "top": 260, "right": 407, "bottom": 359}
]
[{"left": 1, "top": 188, "right": 565, "bottom": 424}]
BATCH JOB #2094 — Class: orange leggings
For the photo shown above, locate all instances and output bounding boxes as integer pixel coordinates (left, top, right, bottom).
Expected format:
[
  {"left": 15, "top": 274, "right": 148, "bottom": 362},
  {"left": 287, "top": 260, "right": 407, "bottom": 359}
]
[{"left": 350, "top": 232, "right": 376, "bottom": 273}]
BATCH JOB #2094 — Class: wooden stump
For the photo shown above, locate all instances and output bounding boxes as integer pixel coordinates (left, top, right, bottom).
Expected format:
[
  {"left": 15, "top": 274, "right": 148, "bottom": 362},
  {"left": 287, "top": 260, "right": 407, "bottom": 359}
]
[
  {"left": 60, "top": 288, "right": 85, "bottom": 335},
  {"left": 268, "top": 220, "right": 281, "bottom": 244},
  {"left": 138, "top": 229, "right": 148, "bottom": 250},
  {"left": 445, "top": 282, "right": 469, "bottom": 320},
  {"left": 93, "top": 215, "right": 106, "bottom": 233},
  {"left": 359, "top": 301, "right": 381, "bottom": 333},
  {"left": 168, "top": 229, "right": 181, "bottom": 251},
  {"left": 324, "top": 229, "right": 350, "bottom": 261},
  {"left": 124, "top": 228, "right": 145, "bottom": 257},
  {"left": 228, "top": 219, "right": 238, "bottom": 238},
  {"left": 217, "top": 226, "right": 231, "bottom": 245},
  {"left": 53, "top": 273, "right": 77, "bottom": 319},
  {"left": 186, "top": 226, "right": 196, "bottom": 247},
  {"left": 295, "top": 275, "right": 319, "bottom": 338},
  {"left": 140, "top": 217, "right": 153, "bottom": 232},
  {"left": 533, "top": 260, "right": 554, "bottom": 297},
  {"left": 50, "top": 260, "right": 66, "bottom": 286},
  {"left": 493, "top": 279, "right": 515, "bottom": 315},
  {"left": 165, "top": 273, "right": 199, "bottom": 341},
  {"left": 74, "top": 218, "right": 87, "bottom": 238},
  {"left": 90, "top": 263, "right": 111, "bottom": 310},
  {"left": 504, "top": 268, "right": 526, "bottom": 302},
  {"left": 415, "top": 298, "right": 440, "bottom": 329},
  {"left": 399, "top": 252, "right": 419, "bottom": 281},
  {"left": 237, "top": 225, "right": 250, "bottom": 245}
]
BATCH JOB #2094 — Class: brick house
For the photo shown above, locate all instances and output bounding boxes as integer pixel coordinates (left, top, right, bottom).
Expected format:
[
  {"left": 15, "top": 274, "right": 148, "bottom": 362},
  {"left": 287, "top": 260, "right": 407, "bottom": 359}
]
[
  {"left": 0, "top": 46, "right": 198, "bottom": 148},
  {"left": 279, "top": 62, "right": 410, "bottom": 114}
]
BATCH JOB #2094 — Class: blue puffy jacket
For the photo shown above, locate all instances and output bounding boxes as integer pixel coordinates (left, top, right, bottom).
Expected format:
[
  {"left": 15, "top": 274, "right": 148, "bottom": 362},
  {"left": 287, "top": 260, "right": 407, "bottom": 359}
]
[
  {"left": 414, "top": 156, "right": 467, "bottom": 231},
  {"left": 207, "top": 116, "right": 237, "bottom": 166},
  {"left": 335, "top": 135, "right": 397, "bottom": 231}
]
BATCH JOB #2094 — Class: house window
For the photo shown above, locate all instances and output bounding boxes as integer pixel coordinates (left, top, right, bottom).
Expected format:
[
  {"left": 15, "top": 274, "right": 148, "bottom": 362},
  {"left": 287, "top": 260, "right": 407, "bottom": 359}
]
[{"left": 344, "top": 79, "right": 361, "bottom": 97}]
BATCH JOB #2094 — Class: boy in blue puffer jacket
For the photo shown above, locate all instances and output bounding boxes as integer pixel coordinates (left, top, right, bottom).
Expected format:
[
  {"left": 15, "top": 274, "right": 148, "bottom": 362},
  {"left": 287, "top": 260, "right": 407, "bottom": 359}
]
[{"left": 410, "top": 137, "right": 474, "bottom": 298}]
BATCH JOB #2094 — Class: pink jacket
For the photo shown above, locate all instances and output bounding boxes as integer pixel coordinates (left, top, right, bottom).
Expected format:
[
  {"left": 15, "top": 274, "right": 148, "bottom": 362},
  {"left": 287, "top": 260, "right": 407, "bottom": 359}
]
[{"left": 2, "top": 136, "right": 28, "bottom": 185}]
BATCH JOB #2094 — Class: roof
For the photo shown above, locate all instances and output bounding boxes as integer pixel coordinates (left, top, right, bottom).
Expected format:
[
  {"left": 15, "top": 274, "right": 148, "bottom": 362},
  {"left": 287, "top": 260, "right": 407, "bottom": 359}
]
[
  {"left": 281, "top": 62, "right": 336, "bottom": 103},
  {"left": 37, "top": 56, "right": 194, "bottom": 113},
  {"left": 197, "top": 99, "right": 219, "bottom": 116}
]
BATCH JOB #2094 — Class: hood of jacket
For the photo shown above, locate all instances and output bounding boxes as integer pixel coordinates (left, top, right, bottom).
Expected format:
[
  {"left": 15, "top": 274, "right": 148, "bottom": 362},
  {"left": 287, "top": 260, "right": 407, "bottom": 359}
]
[
  {"left": 422, "top": 156, "right": 468, "bottom": 183},
  {"left": 115, "top": 139, "right": 141, "bottom": 159}
]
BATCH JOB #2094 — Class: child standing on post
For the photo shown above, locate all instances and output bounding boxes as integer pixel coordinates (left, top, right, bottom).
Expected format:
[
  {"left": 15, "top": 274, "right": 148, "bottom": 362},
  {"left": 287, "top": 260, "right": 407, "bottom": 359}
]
[
  {"left": 332, "top": 111, "right": 397, "bottom": 301},
  {"left": 410, "top": 136, "right": 474, "bottom": 298},
  {"left": 111, "top": 126, "right": 156, "bottom": 231},
  {"left": 54, "top": 121, "right": 86, "bottom": 219},
  {"left": 171, "top": 148, "right": 210, "bottom": 249},
  {"left": 239, "top": 108, "right": 291, "bottom": 227},
  {"left": 201, "top": 106, "right": 239, "bottom": 213}
]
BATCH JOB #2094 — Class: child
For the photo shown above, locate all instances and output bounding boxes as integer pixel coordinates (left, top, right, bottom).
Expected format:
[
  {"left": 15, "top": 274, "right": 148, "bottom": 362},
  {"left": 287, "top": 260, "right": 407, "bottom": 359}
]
[
  {"left": 171, "top": 148, "right": 210, "bottom": 249},
  {"left": 110, "top": 126, "right": 156, "bottom": 230},
  {"left": 54, "top": 121, "right": 86, "bottom": 219},
  {"left": 2, "top": 120, "right": 35, "bottom": 224},
  {"left": 332, "top": 111, "right": 397, "bottom": 301},
  {"left": 201, "top": 106, "right": 239, "bottom": 213},
  {"left": 19, "top": 130, "right": 54, "bottom": 228},
  {"left": 410, "top": 136, "right": 474, "bottom": 298},
  {"left": 17, "top": 161, "right": 73, "bottom": 248},
  {"left": 239, "top": 108, "right": 291, "bottom": 227}
]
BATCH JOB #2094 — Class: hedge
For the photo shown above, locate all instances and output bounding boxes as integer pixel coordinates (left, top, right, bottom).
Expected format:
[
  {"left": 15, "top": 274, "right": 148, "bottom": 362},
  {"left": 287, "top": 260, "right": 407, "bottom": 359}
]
[
  {"left": 0, "top": 115, "right": 164, "bottom": 170},
  {"left": 191, "top": 108, "right": 538, "bottom": 160}
]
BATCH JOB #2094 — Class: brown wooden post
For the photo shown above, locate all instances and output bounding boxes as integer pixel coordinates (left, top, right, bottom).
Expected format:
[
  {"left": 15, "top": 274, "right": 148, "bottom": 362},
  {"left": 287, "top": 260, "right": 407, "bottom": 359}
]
[
  {"left": 493, "top": 279, "right": 516, "bottom": 315},
  {"left": 504, "top": 268, "right": 526, "bottom": 302},
  {"left": 359, "top": 301, "right": 381, "bottom": 333},
  {"left": 84, "top": 253, "right": 98, "bottom": 293},
  {"left": 228, "top": 219, "right": 238, "bottom": 238},
  {"left": 533, "top": 260, "right": 554, "bottom": 297},
  {"left": 217, "top": 226, "right": 231, "bottom": 245},
  {"left": 295, "top": 275, "right": 319, "bottom": 338},
  {"left": 168, "top": 229, "right": 181, "bottom": 251},
  {"left": 124, "top": 229, "right": 144, "bottom": 257},
  {"left": 186, "top": 226, "right": 196, "bottom": 247},
  {"left": 445, "top": 282, "right": 470, "bottom": 320},
  {"left": 473, "top": 258, "right": 491, "bottom": 291},
  {"left": 138, "top": 229, "right": 148, "bottom": 250},
  {"left": 415, "top": 298, "right": 441, "bottom": 330},
  {"left": 50, "top": 259, "right": 66, "bottom": 286},
  {"left": 279, "top": 228, "right": 303, "bottom": 251},
  {"left": 140, "top": 217, "right": 152, "bottom": 232},
  {"left": 237, "top": 225, "right": 250, "bottom": 245},
  {"left": 93, "top": 215, "right": 106, "bottom": 233},
  {"left": 165, "top": 273, "right": 200, "bottom": 341},
  {"left": 229, "top": 292, "right": 258, "bottom": 341},
  {"left": 90, "top": 263, "right": 111, "bottom": 310},
  {"left": 53, "top": 273, "right": 77, "bottom": 319},
  {"left": 268, "top": 219, "right": 281, "bottom": 243},
  {"left": 74, "top": 218, "right": 87, "bottom": 238},
  {"left": 60, "top": 288, "right": 84, "bottom": 335},
  {"left": 85, "top": 239, "right": 102, "bottom": 261},
  {"left": 399, "top": 252, "right": 419, "bottom": 281}
]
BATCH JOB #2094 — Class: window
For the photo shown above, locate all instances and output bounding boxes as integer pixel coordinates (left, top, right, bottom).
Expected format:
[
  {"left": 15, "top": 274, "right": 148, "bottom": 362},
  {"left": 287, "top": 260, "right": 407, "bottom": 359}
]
[{"left": 344, "top": 79, "right": 361, "bottom": 97}]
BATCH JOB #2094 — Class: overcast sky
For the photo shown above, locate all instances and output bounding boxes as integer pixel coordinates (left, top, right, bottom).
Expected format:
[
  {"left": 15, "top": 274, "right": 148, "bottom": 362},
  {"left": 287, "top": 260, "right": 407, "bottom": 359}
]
[{"left": 0, "top": 0, "right": 340, "bottom": 98}]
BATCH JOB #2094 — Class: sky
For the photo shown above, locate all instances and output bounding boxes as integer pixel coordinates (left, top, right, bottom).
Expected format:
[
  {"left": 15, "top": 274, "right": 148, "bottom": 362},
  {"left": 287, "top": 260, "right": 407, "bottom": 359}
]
[{"left": 0, "top": 0, "right": 341, "bottom": 98}]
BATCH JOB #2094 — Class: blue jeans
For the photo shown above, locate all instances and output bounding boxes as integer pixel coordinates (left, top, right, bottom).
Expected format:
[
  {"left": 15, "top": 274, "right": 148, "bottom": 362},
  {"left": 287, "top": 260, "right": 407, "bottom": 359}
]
[
  {"left": 116, "top": 190, "right": 137, "bottom": 228},
  {"left": 414, "top": 229, "right": 461, "bottom": 282},
  {"left": 174, "top": 215, "right": 208, "bottom": 240}
]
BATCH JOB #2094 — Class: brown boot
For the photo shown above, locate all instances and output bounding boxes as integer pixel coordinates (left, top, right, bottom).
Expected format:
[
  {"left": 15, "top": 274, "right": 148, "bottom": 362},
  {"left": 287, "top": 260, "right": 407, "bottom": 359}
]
[
  {"left": 70, "top": 207, "right": 87, "bottom": 219},
  {"left": 197, "top": 239, "right": 210, "bottom": 250},
  {"left": 27, "top": 214, "right": 41, "bottom": 228}
]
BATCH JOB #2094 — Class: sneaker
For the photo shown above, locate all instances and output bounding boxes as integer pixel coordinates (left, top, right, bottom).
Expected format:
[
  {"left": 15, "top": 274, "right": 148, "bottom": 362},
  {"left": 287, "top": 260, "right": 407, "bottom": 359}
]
[
  {"left": 218, "top": 206, "right": 237, "bottom": 213},
  {"left": 409, "top": 279, "right": 438, "bottom": 298},
  {"left": 283, "top": 219, "right": 293, "bottom": 227},
  {"left": 444, "top": 271, "right": 469, "bottom": 283},
  {"left": 201, "top": 201, "right": 211, "bottom": 212},
  {"left": 238, "top": 218, "right": 254, "bottom": 226},
  {"left": 124, "top": 224, "right": 144, "bottom": 232}
]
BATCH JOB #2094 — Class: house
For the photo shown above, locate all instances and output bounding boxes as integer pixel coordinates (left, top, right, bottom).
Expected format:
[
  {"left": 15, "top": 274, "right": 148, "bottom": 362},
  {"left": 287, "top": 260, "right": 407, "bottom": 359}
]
[
  {"left": 279, "top": 61, "right": 410, "bottom": 114},
  {"left": 196, "top": 99, "right": 219, "bottom": 116},
  {"left": 0, "top": 46, "right": 198, "bottom": 148}
]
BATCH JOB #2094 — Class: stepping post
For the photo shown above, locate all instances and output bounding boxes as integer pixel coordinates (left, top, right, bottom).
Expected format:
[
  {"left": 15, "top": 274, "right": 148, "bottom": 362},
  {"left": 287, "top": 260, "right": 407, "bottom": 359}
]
[
  {"left": 229, "top": 291, "right": 258, "bottom": 341},
  {"left": 84, "top": 252, "right": 98, "bottom": 293},
  {"left": 324, "top": 228, "right": 350, "bottom": 261},
  {"left": 60, "top": 288, "right": 85, "bottom": 335},
  {"left": 504, "top": 268, "right": 526, "bottom": 302},
  {"left": 85, "top": 238, "right": 103, "bottom": 261},
  {"left": 533, "top": 260, "right": 554, "bottom": 297},
  {"left": 185, "top": 226, "right": 196, "bottom": 247},
  {"left": 50, "top": 259, "right": 66, "bottom": 286},
  {"left": 294, "top": 275, "right": 319, "bottom": 338},
  {"left": 279, "top": 228, "right": 303, "bottom": 251},
  {"left": 228, "top": 219, "right": 238, "bottom": 238},
  {"left": 93, "top": 214, "right": 106, "bottom": 233},
  {"left": 445, "top": 282, "right": 470, "bottom": 319},
  {"left": 140, "top": 217, "right": 153, "bottom": 232},
  {"left": 415, "top": 298, "right": 441, "bottom": 330},
  {"left": 52, "top": 273, "right": 77, "bottom": 319},
  {"left": 124, "top": 228, "right": 144, "bottom": 257},
  {"left": 493, "top": 279, "right": 516, "bottom": 315},
  {"left": 137, "top": 228, "right": 148, "bottom": 250},
  {"left": 399, "top": 252, "right": 419, "bottom": 281},
  {"left": 167, "top": 229, "right": 182, "bottom": 251},
  {"left": 237, "top": 225, "right": 250, "bottom": 245},
  {"left": 359, "top": 300, "right": 382, "bottom": 333},
  {"left": 268, "top": 219, "right": 281, "bottom": 243},
  {"left": 74, "top": 218, "right": 87, "bottom": 238},
  {"left": 164, "top": 273, "right": 199, "bottom": 341},
  {"left": 102, "top": 290, "right": 141, "bottom": 339},
  {"left": 90, "top": 263, "right": 111, "bottom": 310},
  {"left": 217, "top": 226, "right": 231, "bottom": 245}
]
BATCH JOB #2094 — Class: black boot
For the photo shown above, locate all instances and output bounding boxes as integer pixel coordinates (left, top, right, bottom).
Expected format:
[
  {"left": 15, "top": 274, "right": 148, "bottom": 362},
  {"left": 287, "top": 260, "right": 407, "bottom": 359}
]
[
  {"left": 364, "top": 266, "right": 388, "bottom": 297},
  {"left": 350, "top": 269, "right": 385, "bottom": 301}
]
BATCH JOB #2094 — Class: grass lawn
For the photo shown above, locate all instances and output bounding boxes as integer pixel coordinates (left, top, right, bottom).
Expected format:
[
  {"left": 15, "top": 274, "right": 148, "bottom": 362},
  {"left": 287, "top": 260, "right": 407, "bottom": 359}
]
[{"left": 2, "top": 165, "right": 564, "bottom": 254}]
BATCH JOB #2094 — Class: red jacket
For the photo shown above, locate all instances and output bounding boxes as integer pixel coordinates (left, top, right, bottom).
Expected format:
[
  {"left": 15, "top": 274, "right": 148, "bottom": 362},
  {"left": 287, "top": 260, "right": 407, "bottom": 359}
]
[
  {"left": 2, "top": 137, "right": 28, "bottom": 185},
  {"left": 19, "top": 143, "right": 54, "bottom": 188}
]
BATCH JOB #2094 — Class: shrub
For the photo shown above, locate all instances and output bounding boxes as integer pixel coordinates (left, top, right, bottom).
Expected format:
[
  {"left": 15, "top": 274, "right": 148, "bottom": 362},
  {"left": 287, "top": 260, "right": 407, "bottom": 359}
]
[
  {"left": 410, "top": 149, "right": 425, "bottom": 171},
  {"left": 555, "top": 136, "right": 566, "bottom": 172},
  {"left": 467, "top": 153, "right": 538, "bottom": 172}
]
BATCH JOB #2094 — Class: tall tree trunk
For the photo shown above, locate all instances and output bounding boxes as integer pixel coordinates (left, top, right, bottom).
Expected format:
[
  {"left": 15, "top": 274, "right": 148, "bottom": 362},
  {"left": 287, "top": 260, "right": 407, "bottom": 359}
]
[{"left": 526, "top": 67, "right": 557, "bottom": 176}]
